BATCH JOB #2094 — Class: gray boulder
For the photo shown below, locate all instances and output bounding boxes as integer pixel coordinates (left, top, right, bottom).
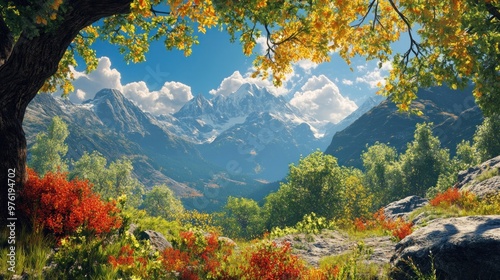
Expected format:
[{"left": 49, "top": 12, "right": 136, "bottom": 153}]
[
  {"left": 218, "top": 236, "right": 237, "bottom": 247},
  {"left": 138, "top": 230, "right": 172, "bottom": 252},
  {"left": 273, "top": 230, "right": 396, "bottom": 267},
  {"left": 456, "top": 155, "right": 500, "bottom": 189},
  {"left": 384, "top": 196, "right": 428, "bottom": 221},
  {"left": 390, "top": 215, "right": 500, "bottom": 280},
  {"left": 462, "top": 176, "right": 500, "bottom": 199}
]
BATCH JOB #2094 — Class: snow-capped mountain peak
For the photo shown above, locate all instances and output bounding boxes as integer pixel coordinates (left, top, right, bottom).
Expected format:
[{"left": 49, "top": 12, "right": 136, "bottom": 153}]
[{"left": 157, "top": 82, "right": 331, "bottom": 144}]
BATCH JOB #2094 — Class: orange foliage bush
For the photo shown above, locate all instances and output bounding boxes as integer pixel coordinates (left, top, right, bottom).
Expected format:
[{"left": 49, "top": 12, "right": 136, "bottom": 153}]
[
  {"left": 241, "top": 241, "right": 305, "bottom": 280},
  {"left": 302, "top": 266, "right": 339, "bottom": 280},
  {"left": 430, "top": 187, "right": 462, "bottom": 207},
  {"left": 160, "top": 231, "right": 233, "bottom": 279},
  {"left": 353, "top": 209, "right": 413, "bottom": 241},
  {"left": 19, "top": 168, "right": 121, "bottom": 237},
  {"left": 108, "top": 244, "right": 152, "bottom": 278},
  {"left": 108, "top": 245, "right": 136, "bottom": 267}
]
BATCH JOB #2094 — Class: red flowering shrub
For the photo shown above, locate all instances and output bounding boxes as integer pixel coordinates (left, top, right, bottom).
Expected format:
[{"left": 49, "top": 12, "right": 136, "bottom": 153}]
[
  {"left": 353, "top": 217, "right": 366, "bottom": 231},
  {"left": 353, "top": 208, "right": 413, "bottom": 241},
  {"left": 108, "top": 245, "right": 136, "bottom": 268},
  {"left": 160, "top": 231, "right": 233, "bottom": 279},
  {"left": 241, "top": 241, "right": 305, "bottom": 280},
  {"left": 20, "top": 168, "right": 122, "bottom": 237},
  {"left": 108, "top": 244, "right": 150, "bottom": 278},
  {"left": 430, "top": 187, "right": 462, "bottom": 206},
  {"left": 392, "top": 220, "right": 414, "bottom": 240}
]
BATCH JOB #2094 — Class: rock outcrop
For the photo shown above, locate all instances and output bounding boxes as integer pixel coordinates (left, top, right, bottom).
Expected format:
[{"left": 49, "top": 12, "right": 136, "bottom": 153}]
[
  {"left": 456, "top": 156, "right": 500, "bottom": 189},
  {"left": 384, "top": 196, "right": 429, "bottom": 220},
  {"left": 273, "top": 230, "right": 396, "bottom": 267},
  {"left": 390, "top": 215, "right": 500, "bottom": 280},
  {"left": 138, "top": 230, "right": 173, "bottom": 252}
]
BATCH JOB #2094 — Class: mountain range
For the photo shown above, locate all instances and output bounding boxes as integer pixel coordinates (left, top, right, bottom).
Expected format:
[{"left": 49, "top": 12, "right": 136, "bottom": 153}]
[
  {"left": 24, "top": 84, "right": 381, "bottom": 211},
  {"left": 23, "top": 83, "right": 482, "bottom": 211}
]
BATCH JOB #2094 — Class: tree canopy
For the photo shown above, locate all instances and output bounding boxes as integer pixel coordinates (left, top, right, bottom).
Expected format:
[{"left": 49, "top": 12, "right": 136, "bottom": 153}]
[
  {"left": 2, "top": 0, "right": 500, "bottom": 224},
  {"left": 29, "top": 116, "right": 69, "bottom": 176},
  {"left": 2, "top": 0, "right": 499, "bottom": 114}
]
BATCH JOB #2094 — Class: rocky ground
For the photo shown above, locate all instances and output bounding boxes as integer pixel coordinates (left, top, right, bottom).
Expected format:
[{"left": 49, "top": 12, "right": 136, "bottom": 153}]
[
  {"left": 274, "top": 231, "right": 396, "bottom": 268},
  {"left": 274, "top": 155, "right": 500, "bottom": 279}
]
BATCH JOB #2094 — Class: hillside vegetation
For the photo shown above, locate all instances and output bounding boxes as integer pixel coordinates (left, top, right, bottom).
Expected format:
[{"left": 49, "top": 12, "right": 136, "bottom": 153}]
[{"left": 1, "top": 113, "right": 499, "bottom": 279}]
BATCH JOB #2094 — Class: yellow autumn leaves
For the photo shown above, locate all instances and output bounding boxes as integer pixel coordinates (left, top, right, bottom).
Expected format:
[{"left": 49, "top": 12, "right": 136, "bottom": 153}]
[
  {"left": 35, "top": 0, "right": 500, "bottom": 115},
  {"left": 35, "top": 0, "right": 64, "bottom": 25}
]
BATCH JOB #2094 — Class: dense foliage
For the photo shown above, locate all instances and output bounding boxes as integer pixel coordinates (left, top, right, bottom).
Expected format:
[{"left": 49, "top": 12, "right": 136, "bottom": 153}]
[
  {"left": 19, "top": 168, "right": 122, "bottom": 237},
  {"left": 141, "top": 184, "right": 185, "bottom": 220},
  {"left": 4, "top": 154, "right": 500, "bottom": 279},
  {"left": 3, "top": 0, "right": 499, "bottom": 114},
  {"left": 473, "top": 113, "right": 500, "bottom": 162},
  {"left": 263, "top": 151, "right": 372, "bottom": 229},
  {"left": 218, "top": 196, "right": 264, "bottom": 240},
  {"left": 29, "top": 116, "right": 69, "bottom": 176},
  {"left": 70, "top": 151, "right": 145, "bottom": 207}
]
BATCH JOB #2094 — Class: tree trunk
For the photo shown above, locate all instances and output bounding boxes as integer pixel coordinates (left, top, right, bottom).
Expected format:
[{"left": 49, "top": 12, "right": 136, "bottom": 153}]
[{"left": 0, "top": 0, "right": 132, "bottom": 228}]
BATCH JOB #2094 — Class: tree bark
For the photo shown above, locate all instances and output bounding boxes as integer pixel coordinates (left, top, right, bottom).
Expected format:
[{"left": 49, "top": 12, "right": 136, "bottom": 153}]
[{"left": 0, "top": 0, "right": 132, "bottom": 228}]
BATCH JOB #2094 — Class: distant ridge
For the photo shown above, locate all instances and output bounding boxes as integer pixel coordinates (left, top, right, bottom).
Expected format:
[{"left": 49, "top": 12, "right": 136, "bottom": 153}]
[{"left": 325, "top": 86, "right": 483, "bottom": 168}]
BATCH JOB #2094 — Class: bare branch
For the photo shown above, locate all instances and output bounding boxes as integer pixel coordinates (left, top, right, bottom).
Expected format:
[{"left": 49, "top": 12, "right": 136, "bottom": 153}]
[
  {"left": 151, "top": 7, "right": 171, "bottom": 16},
  {"left": 387, "top": 0, "right": 423, "bottom": 71},
  {"left": 354, "top": 0, "right": 378, "bottom": 28}
]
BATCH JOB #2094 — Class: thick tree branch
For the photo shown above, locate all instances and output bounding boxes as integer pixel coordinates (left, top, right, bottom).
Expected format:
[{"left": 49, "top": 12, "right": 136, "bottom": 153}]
[
  {"left": 486, "top": 3, "right": 500, "bottom": 22},
  {"left": 0, "top": 14, "right": 13, "bottom": 67},
  {"left": 0, "top": 0, "right": 134, "bottom": 226},
  {"left": 0, "top": 0, "right": 132, "bottom": 113}
]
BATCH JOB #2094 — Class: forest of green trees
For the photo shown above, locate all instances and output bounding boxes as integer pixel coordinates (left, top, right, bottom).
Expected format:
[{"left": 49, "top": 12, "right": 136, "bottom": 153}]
[{"left": 29, "top": 114, "right": 500, "bottom": 240}]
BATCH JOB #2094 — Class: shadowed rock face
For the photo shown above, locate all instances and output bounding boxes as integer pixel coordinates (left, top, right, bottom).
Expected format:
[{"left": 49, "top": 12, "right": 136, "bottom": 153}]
[{"left": 390, "top": 215, "right": 500, "bottom": 280}]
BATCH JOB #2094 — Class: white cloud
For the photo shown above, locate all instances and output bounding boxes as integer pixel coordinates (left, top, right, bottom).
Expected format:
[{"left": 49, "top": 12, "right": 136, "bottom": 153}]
[
  {"left": 66, "top": 56, "right": 193, "bottom": 115},
  {"left": 67, "top": 57, "right": 123, "bottom": 103},
  {"left": 296, "top": 59, "right": 318, "bottom": 73},
  {"left": 355, "top": 61, "right": 393, "bottom": 88},
  {"left": 290, "top": 75, "right": 358, "bottom": 124},
  {"left": 209, "top": 70, "right": 288, "bottom": 97},
  {"left": 356, "top": 65, "right": 367, "bottom": 72},
  {"left": 122, "top": 81, "right": 194, "bottom": 115},
  {"left": 342, "top": 79, "right": 354, "bottom": 85},
  {"left": 209, "top": 71, "right": 246, "bottom": 97}
]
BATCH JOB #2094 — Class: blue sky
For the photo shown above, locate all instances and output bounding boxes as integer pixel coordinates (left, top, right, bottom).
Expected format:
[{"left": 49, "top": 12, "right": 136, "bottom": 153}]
[{"left": 68, "top": 27, "right": 394, "bottom": 124}]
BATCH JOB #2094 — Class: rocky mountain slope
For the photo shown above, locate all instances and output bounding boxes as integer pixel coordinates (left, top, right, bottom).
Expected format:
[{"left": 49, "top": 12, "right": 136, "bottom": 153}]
[
  {"left": 23, "top": 90, "right": 271, "bottom": 211},
  {"left": 325, "top": 86, "right": 483, "bottom": 168},
  {"left": 24, "top": 84, "right": 381, "bottom": 201},
  {"left": 162, "top": 83, "right": 381, "bottom": 181}
]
